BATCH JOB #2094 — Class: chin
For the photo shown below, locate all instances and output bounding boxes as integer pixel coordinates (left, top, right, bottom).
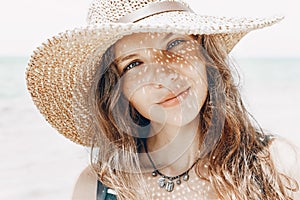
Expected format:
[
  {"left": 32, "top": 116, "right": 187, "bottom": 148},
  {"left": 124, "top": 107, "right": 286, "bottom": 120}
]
[{"left": 150, "top": 105, "right": 201, "bottom": 127}]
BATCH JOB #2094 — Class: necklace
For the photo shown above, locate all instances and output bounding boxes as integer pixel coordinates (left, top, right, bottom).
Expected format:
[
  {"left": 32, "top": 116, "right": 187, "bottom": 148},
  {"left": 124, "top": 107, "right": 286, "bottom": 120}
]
[{"left": 143, "top": 141, "right": 200, "bottom": 192}]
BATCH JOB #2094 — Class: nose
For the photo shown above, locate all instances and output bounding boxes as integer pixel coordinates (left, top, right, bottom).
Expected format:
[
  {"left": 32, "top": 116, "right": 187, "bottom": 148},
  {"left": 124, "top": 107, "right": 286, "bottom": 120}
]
[
  {"left": 168, "top": 73, "right": 178, "bottom": 80},
  {"left": 153, "top": 71, "right": 178, "bottom": 88},
  {"left": 143, "top": 49, "right": 181, "bottom": 87},
  {"left": 122, "top": 48, "right": 188, "bottom": 89},
  {"left": 150, "top": 63, "right": 180, "bottom": 88}
]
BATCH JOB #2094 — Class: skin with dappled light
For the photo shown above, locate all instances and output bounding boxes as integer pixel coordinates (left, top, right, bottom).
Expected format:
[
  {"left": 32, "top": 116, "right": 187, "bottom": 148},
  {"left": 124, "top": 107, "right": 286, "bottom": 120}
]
[
  {"left": 24, "top": 0, "right": 300, "bottom": 199},
  {"left": 72, "top": 32, "right": 300, "bottom": 200}
]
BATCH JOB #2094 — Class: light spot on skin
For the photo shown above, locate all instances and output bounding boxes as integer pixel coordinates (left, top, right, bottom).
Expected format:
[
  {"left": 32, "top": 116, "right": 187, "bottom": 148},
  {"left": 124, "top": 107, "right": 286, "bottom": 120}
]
[
  {"left": 143, "top": 66, "right": 148, "bottom": 72},
  {"left": 192, "top": 103, "right": 198, "bottom": 110},
  {"left": 142, "top": 87, "right": 146, "bottom": 95}
]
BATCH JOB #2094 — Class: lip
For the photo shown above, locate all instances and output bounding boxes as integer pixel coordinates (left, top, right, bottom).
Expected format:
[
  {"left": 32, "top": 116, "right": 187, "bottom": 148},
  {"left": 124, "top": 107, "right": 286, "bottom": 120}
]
[{"left": 157, "top": 87, "right": 190, "bottom": 107}]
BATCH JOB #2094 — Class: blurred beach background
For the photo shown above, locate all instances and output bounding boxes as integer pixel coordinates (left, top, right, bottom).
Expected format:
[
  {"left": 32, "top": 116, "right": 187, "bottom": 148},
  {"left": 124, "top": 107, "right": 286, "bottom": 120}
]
[
  {"left": 1, "top": 0, "right": 300, "bottom": 200},
  {"left": 1, "top": 55, "right": 300, "bottom": 200}
]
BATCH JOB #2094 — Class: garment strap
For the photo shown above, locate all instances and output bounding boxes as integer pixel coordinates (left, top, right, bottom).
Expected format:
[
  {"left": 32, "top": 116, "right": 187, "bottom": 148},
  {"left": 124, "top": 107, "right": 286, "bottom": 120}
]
[
  {"left": 97, "top": 180, "right": 117, "bottom": 200},
  {"left": 96, "top": 180, "right": 107, "bottom": 200}
]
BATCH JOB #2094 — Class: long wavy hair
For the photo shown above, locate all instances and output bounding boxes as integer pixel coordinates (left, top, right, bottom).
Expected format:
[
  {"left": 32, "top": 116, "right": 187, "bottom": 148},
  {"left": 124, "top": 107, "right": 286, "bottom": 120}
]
[{"left": 88, "top": 33, "right": 299, "bottom": 199}]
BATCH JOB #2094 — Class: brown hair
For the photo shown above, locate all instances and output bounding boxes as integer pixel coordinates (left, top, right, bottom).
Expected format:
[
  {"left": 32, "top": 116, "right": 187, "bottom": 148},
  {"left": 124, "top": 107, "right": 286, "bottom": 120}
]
[
  {"left": 196, "top": 35, "right": 298, "bottom": 199},
  {"left": 88, "top": 33, "right": 298, "bottom": 199}
]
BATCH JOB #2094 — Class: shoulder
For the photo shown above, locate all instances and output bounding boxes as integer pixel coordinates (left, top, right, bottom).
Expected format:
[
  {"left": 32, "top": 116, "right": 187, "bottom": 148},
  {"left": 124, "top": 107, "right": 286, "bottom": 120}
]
[
  {"left": 72, "top": 165, "right": 98, "bottom": 200},
  {"left": 269, "top": 135, "right": 300, "bottom": 197}
]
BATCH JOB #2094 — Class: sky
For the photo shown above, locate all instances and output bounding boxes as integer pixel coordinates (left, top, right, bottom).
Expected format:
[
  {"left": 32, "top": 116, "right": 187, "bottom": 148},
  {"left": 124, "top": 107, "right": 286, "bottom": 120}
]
[{"left": 0, "top": 0, "right": 299, "bottom": 58}]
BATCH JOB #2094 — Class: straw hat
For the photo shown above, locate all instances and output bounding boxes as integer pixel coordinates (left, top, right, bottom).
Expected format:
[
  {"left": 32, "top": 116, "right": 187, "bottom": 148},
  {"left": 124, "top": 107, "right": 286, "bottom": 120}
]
[{"left": 25, "top": 0, "right": 283, "bottom": 146}]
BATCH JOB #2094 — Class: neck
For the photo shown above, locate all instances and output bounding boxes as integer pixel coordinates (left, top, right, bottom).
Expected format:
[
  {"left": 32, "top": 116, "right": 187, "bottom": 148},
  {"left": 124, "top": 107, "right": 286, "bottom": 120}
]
[{"left": 143, "top": 115, "right": 200, "bottom": 176}]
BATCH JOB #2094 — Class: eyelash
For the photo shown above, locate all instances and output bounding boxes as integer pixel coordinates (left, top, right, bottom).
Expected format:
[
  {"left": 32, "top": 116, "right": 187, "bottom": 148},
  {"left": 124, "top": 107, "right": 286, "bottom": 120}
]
[
  {"left": 122, "top": 60, "right": 143, "bottom": 74},
  {"left": 167, "top": 39, "right": 186, "bottom": 50},
  {"left": 121, "top": 39, "right": 186, "bottom": 74}
]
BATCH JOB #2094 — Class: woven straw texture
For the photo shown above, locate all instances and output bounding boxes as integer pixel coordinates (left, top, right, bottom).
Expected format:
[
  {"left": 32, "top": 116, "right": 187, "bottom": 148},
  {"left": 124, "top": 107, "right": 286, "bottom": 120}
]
[{"left": 26, "top": 0, "right": 283, "bottom": 146}]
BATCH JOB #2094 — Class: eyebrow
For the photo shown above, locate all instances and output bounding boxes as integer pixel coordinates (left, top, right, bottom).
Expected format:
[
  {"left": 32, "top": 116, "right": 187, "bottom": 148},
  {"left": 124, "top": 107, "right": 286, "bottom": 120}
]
[
  {"left": 163, "top": 33, "right": 175, "bottom": 42},
  {"left": 115, "top": 33, "right": 177, "bottom": 64},
  {"left": 115, "top": 54, "right": 138, "bottom": 65}
]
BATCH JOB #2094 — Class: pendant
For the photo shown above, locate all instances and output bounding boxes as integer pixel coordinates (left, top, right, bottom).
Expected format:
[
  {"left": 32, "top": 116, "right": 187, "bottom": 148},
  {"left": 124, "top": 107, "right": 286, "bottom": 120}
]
[
  {"left": 158, "top": 177, "right": 166, "bottom": 188},
  {"left": 152, "top": 171, "right": 157, "bottom": 177},
  {"left": 165, "top": 180, "right": 174, "bottom": 192},
  {"left": 182, "top": 173, "right": 189, "bottom": 181}
]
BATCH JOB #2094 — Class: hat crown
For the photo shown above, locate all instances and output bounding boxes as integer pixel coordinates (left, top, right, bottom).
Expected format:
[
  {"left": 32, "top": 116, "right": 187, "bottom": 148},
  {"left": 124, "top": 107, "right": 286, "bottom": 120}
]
[{"left": 87, "top": 0, "right": 189, "bottom": 24}]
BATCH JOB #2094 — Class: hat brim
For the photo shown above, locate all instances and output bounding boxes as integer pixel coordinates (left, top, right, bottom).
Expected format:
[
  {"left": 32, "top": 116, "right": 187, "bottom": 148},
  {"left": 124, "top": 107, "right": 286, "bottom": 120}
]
[{"left": 26, "top": 12, "right": 283, "bottom": 146}]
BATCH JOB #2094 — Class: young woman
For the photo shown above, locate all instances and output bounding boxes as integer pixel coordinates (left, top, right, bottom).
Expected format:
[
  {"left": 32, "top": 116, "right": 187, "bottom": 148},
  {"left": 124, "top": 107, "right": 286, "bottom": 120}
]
[{"left": 26, "top": 0, "right": 300, "bottom": 199}]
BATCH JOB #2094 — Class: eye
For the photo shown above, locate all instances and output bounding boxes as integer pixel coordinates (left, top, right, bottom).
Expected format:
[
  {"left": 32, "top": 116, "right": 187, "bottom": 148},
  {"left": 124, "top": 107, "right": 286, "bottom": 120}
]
[
  {"left": 167, "top": 39, "right": 186, "bottom": 50},
  {"left": 122, "top": 60, "right": 143, "bottom": 75}
]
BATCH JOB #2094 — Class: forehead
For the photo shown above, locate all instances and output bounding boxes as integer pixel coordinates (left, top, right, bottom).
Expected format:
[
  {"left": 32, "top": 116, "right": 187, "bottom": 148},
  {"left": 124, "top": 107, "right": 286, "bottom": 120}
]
[{"left": 114, "top": 32, "right": 175, "bottom": 57}]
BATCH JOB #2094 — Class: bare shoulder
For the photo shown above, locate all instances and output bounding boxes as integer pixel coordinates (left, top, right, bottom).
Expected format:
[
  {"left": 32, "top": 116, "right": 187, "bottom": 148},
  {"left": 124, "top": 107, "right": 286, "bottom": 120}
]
[
  {"left": 269, "top": 135, "right": 300, "bottom": 197},
  {"left": 72, "top": 165, "right": 98, "bottom": 200}
]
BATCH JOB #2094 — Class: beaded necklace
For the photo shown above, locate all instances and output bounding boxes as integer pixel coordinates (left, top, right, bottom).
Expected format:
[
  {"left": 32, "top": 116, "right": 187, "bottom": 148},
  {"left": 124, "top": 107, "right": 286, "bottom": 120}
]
[{"left": 143, "top": 141, "right": 200, "bottom": 192}]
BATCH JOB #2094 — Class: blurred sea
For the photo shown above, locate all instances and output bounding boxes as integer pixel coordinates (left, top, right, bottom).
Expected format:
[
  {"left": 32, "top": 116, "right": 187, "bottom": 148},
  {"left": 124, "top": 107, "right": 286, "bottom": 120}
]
[
  {"left": 0, "top": 56, "right": 300, "bottom": 200},
  {"left": 0, "top": 57, "right": 88, "bottom": 199}
]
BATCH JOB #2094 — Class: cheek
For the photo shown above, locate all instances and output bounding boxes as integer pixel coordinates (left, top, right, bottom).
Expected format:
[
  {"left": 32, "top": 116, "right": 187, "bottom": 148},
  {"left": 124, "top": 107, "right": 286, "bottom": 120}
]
[
  {"left": 121, "top": 73, "right": 148, "bottom": 99},
  {"left": 196, "top": 81, "right": 208, "bottom": 109},
  {"left": 191, "top": 64, "right": 208, "bottom": 109},
  {"left": 196, "top": 65, "right": 207, "bottom": 92},
  {"left": 131, "top": 98, "right": 152, "bottom": 120},
  {"left": 176, "top": 54, "right": 207, "bottom": 86},
  {"left": 123, "top": 85, "right": 152, "bottom": 119}
]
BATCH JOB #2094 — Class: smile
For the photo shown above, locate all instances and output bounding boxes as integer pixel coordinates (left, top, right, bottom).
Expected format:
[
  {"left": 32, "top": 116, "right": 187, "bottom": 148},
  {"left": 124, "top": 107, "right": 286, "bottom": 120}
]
[{"left": 158, "top": 87, "right": 190, "bottom": 108}]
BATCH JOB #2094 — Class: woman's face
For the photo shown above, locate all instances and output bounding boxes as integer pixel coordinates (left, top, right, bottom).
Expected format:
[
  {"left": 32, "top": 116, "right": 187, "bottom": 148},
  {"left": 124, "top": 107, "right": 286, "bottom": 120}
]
[{"left": 114, "top": 32, "right": 208, "bottom": 126}]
